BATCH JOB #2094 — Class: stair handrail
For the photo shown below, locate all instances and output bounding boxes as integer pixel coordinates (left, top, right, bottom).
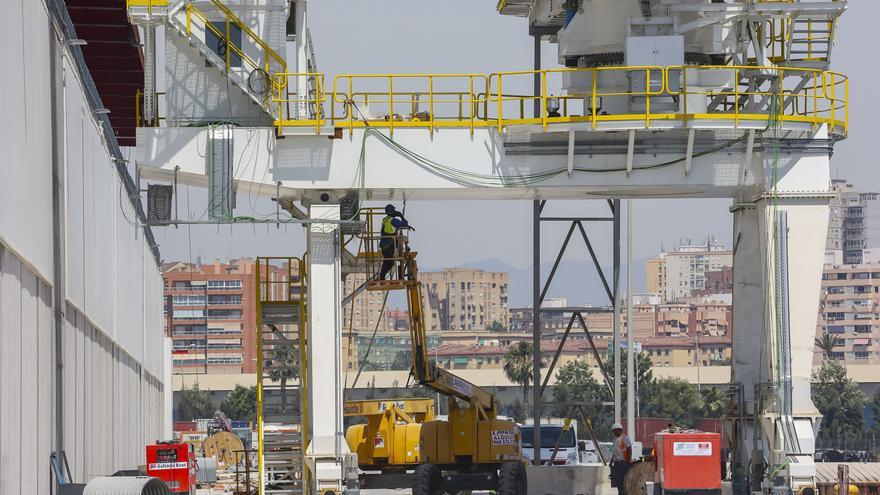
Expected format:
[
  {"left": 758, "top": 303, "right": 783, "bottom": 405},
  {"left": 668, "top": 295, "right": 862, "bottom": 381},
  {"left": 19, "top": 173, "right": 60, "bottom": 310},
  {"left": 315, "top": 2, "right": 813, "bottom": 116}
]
[{"left": 185, "top": 0, "right": 286, "bottom": 79}]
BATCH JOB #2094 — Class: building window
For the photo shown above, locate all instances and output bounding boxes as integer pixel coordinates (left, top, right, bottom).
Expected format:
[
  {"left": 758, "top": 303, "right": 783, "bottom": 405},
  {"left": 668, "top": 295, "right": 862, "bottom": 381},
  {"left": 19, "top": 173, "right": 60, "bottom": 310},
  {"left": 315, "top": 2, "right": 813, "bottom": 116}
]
[
  {"left": 173, "top": 309, "right": 206, "bottom": 319},
  {"left": 173, "top": 295, "right": 207, "bottom": 305},
  {"left": 207, "top": 309, "right": 242, "bottom": 320},
  {"left": 207, "top": 280, "right": 242, "bottom": 290}
]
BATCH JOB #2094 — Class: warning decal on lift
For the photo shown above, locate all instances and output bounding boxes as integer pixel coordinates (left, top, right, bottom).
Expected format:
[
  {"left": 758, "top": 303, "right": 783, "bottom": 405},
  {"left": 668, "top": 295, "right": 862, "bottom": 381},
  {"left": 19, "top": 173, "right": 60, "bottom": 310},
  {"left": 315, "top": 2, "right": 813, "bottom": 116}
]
[
  {"left": 149, "top": 462, "right": 188, "bottom": 470},
  {"left": 374, "top": 433, "right": 385, "bottom": 449},
  {"left": 673, "top": 441, "right": 712, "bottom": 456},
  {"left": 492, "top": 430, "right": 516, "bottom": 446}
]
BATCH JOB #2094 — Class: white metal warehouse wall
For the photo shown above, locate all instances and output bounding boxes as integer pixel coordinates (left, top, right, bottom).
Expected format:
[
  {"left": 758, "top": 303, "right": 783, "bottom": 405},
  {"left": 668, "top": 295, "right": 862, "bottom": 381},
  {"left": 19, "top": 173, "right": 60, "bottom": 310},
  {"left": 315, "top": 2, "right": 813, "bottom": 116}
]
[{"left": 0, "top": 0, "right": 167, "bottom": 493}]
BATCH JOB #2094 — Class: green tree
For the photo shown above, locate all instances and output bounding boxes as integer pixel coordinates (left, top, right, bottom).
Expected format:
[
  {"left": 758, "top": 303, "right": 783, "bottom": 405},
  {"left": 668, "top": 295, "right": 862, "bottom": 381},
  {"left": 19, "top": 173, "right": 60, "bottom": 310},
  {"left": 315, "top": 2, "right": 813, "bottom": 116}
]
[
  {"left": 552, "top": 360, "right": 612, "bottom": 437},
  {"left": 507, "top": 399, "right": 527, "bottom": 423},
  {"left": 266, "top": 344, "right": 299, "bottom": 407},
  {"left": 488, "top": 320, "right": 506, "bottom": 332},
  {"left": 640, "top": 378, "right": 703, "bottom": 427},
  {"left": 220, "top": 385, "right": 257, "bottom": 421},
  {"left": 870, "top": 388, "right": 880, "bottom": 435},
  {"left": 390, "top": 350, "right": 413, "bottom": 371},
  {"left": 503, "top": 341, "right": 546, "bottom": 413},
  {"left": 605, "top": 349, "right": 654, "bottom": 413},
  {"left": 177, "top": 383, "right": 215, "bottom": 420},
  {"left": 814, "top": 331, "right": 840, "bottom": 359},
  {"left": 812, "top": 359, "right": 866, "bottom": 443},
  {"left": 700, "top": 386, "right": 728, "bottom": 418}
]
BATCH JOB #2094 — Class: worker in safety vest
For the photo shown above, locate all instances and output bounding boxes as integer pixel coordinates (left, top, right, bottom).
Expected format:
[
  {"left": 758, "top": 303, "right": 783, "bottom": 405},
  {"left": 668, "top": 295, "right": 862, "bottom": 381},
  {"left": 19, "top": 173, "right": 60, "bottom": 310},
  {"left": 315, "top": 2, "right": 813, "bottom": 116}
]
[
  {"left": 379, "top": 204, "right": 410, "bottom": 280},
  {"left": 610, "top": 422, "right": 633, "bottom": 495}
]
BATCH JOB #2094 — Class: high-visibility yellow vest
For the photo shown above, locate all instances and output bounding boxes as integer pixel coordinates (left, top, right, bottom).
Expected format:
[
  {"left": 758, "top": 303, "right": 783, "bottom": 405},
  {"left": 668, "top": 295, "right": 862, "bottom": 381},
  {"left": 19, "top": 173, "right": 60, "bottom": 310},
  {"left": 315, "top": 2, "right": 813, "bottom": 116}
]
[{"left": 382, "top": 216, "right": 395, "bottom": 236}]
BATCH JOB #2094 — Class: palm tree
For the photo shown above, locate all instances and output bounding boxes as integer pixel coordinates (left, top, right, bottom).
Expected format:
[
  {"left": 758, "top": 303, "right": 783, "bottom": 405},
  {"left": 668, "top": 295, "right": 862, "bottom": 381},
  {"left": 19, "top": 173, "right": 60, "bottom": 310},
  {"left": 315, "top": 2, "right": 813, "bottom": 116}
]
[
  {"left": 700, "top": 386, "right": 728, "bottom": 417},
  {"left": 503, "top": 341, "right": 544, "bottom": 412},
  {"left": 815, "top": 331, "right": 840, "bottom": 359},
  {"left": 266, "top": 344, "right": 299, "bottom": 408}
]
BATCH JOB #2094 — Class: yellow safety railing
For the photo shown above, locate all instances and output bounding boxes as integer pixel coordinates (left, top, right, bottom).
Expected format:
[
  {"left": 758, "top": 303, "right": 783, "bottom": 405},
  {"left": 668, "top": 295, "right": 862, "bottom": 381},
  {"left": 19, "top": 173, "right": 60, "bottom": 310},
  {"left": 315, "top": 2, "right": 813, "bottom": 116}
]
[
  {"left": 487, "top": 66, "right": 667, "bottom": 130},
  {"left": 135, "top": 89, "right": 166, "bottom": 128},
  {"left": 126, "top": 0, "right": 168, "bottom": 13},
  {"left": 331, "top": 74, "right": 491, "bottom": 135},
  {"left": 185, "top": 0, "right": 286, "bottom": 99},
  {"left": 666, "top": 65, "right": 848, "bottom": 135},
  {"left": 259, "top": 66, "right": 847, "bottom": 138},
  {"left": 271, "top": 73, "right": 327, "bottom": 134},
  {"left": 255, "top": 256, "right": 308, "bottom": 495}
]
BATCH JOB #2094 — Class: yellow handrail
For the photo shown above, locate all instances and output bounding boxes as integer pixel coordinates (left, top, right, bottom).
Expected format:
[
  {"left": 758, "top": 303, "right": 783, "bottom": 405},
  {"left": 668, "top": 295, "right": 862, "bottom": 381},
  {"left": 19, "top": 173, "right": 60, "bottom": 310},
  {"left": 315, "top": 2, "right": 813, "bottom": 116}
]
[
  {"left": 126, "top": 0, "right": 168, "bottom": 14},
  {"left": 261, "top": 66, "right": 847, "bottom": 138},
  {"left": 184, "top": 0, "right": 286, "bottom": 96}
]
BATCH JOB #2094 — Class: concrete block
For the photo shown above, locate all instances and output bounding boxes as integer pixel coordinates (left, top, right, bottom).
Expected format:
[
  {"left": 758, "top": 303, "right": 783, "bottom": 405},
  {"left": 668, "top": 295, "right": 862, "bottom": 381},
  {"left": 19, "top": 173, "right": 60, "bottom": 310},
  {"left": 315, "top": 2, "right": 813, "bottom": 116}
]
[{"left": 527, "top": 464, "right": 617, "bottom": 495}]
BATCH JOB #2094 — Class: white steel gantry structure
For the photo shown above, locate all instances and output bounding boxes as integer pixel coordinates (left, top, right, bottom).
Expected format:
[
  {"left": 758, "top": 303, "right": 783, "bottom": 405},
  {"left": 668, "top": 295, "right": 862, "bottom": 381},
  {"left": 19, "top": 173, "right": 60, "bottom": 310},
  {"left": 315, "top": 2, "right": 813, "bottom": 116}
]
[{"left": 128, "top": 0, "right": 848, "bottom": 494}]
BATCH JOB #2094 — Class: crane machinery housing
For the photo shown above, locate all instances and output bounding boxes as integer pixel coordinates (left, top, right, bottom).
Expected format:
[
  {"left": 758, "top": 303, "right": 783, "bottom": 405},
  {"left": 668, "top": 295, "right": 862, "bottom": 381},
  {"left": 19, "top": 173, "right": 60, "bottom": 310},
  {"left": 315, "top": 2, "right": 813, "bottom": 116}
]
[{"left": 125, "top": 0, "right": 851, "bottom": 494}]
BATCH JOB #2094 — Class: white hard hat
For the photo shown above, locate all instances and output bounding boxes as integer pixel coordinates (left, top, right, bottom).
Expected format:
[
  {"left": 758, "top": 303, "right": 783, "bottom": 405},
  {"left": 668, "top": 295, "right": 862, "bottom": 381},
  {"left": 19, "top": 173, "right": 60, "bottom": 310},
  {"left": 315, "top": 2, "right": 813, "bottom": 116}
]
[{"left": 612, "top": 422, "right": 623, "bottom": 430}]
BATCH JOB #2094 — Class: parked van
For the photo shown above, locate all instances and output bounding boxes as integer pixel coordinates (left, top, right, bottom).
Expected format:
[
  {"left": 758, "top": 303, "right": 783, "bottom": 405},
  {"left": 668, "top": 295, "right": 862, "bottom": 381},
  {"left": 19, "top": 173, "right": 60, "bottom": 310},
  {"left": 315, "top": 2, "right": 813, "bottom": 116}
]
[{"left": 519, "top": 419, "right": 581, "bottom": 465}]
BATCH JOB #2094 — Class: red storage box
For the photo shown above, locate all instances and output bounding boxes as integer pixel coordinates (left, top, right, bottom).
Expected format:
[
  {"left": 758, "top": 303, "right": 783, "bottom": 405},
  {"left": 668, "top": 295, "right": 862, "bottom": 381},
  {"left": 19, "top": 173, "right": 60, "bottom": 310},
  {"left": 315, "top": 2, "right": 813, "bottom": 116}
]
[{"left": 654, "top": 431, "right": 722, "bottom": 492}]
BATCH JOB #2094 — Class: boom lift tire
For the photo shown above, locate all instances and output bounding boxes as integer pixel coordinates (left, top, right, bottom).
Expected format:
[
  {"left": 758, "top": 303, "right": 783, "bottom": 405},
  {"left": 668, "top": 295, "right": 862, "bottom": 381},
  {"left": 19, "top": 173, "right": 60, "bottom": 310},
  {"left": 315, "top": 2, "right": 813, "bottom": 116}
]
[
  {"left": 413, "top": 463, "right": 443, "bottom": 495},
  {"left": 498, "top": 462, "right": 527, "bottom": 495}
]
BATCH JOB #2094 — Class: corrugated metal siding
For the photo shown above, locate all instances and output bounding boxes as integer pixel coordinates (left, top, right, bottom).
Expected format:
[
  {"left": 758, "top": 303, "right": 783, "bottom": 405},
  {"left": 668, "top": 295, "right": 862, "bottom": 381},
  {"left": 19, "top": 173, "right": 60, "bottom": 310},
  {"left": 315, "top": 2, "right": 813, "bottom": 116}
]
[
  {"left": 0, "top": 0, "right": 54, "bottom": 281},
  {"left": 817, "top": 463, "right": 880, "bottom": 495},
  {"left": 59, "top": 302, "right": 165, "bottom": 483},
  {"left": 817, "top": 463, "right": 880, "bottom": 484},
  {"left": 0, "top": 246, "right": 55, "bottom": 495},
  {"left": 0, "top": 0, "right": 168, "bottom": 493}
]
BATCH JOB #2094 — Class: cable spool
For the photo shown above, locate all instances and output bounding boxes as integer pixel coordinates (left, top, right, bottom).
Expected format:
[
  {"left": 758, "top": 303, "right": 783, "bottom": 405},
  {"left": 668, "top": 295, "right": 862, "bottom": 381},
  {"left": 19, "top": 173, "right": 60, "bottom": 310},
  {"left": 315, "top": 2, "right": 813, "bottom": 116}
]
[
  {"left": 248, "top": 68, "right": 270, "bottom": 96},
  {"left": 203, "top": 431, "right": 245, "bottom": 468},
  {"left": 624, "top": 461, "right": 655, "bottom": 495},
  {"left": 83, "top": 476, "right": 171, "bottom": 495}
]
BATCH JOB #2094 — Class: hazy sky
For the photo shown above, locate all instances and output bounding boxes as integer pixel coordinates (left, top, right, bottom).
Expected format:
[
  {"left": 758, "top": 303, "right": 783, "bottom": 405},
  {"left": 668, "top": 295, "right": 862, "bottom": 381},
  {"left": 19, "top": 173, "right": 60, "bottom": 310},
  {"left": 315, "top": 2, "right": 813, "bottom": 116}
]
[{"left": 152, "top": 1, "right": 878, "bottom": 293}]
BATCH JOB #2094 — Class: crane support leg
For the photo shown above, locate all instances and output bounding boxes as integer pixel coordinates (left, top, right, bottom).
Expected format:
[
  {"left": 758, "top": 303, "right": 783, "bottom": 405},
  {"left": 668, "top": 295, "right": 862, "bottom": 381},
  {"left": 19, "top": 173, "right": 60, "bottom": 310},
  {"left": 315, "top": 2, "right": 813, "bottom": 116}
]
[
  {"left": 305, "top": 202, "right": 352, "bottom": 494},
  {"left": 730, "top": 149, "right": 832, "bottom": 490}
]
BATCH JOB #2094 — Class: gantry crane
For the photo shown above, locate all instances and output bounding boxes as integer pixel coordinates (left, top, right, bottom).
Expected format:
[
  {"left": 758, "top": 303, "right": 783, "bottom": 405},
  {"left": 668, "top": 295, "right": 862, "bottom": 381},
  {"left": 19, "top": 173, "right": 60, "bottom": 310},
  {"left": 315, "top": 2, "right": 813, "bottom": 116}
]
[
  {"left": 344, "top": 209, "right": 526, "bottom": 495},
  {"left": 128, "top": 1, "right": 851, "bottom": 494}
]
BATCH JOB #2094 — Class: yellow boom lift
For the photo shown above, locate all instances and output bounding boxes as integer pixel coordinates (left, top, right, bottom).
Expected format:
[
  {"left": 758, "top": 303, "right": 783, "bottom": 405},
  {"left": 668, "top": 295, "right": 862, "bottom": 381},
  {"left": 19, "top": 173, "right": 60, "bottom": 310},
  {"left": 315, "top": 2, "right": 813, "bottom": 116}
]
[{"left": 344, "top": 209, "right": 526, "bottom": 495}]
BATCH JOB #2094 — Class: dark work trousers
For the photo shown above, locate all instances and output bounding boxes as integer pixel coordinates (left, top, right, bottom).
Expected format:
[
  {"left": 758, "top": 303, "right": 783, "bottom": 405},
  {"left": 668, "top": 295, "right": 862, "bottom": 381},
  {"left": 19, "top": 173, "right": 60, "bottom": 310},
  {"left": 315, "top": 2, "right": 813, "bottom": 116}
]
[
  {"left": 379, "top": 238, "right": 395, "bottom": 280},
  {"left": 611, "top": 460, "right": 631, "bottom": 495}
]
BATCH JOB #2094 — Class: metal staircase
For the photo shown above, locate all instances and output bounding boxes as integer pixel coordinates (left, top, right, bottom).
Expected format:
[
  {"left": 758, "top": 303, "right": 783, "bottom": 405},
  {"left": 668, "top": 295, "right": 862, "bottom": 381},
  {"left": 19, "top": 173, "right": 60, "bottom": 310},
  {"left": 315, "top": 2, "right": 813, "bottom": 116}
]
[
  {"left": 128, "top": 0, "right": 286, "bottom": 117},
  {"left": 784, "top": 15, "right": 837, "bottom": 69},
  {"left": 256, "top": 257, "right": 308, "bottom": 495}
]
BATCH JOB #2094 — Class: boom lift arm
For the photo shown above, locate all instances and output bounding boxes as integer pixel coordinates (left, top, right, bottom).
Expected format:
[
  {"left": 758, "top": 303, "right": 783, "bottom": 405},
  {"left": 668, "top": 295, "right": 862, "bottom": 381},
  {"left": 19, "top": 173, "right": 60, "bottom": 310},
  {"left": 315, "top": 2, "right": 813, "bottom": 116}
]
[{"left": 404, "top": 258, "right": 498, "bottom": 421}]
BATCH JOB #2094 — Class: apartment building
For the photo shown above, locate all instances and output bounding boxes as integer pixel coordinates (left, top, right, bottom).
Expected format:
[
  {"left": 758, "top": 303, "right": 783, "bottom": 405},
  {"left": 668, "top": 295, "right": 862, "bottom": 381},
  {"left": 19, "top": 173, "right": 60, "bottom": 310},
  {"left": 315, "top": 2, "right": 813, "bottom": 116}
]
[
  {"left": 643, "top": 336, "right": 732, "bottom": 368},
  {"left": 816, "top": 263, "right": 880, "bottom": 363},
  {"left": 530, "top": 302, "right": 731, "bottom": 342},
  {"left": 827, "top": 179, "right": 872, "bottom": 265},
  {"left": 434, "top": 341, "right": 592, "bottom": 370},
  {"left": 509, "top": 306, "right": 583, "bottom": 337},
  {"left": 432, "top": 335, "right": 731, "bottom": 370},
  {"left": 421, "top": 268, "right": 509, "bottom": 331},
  {"left": 342, "top": 272, "right": 429, "bottom": 333},
  {"left": 646, "top": 257, "right": 666, "bottom": 295},
  {"left": 646, "top": 239, "right": 733, "bottom": 303},
  {"left": 351, "top": 331, "right": 443, "bottom": 371},
  {"left": 164, "top": 258, "right": 271, "bottom": 374}
]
